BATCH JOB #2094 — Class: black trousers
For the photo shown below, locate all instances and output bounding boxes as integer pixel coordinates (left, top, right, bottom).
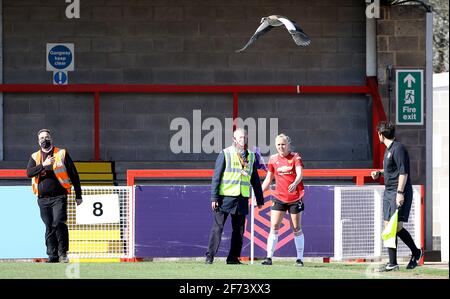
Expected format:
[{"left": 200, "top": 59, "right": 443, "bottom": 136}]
[
  {"left": 206, "top": 210, "right": 246, "bottom": 262},
  {"left": 37, "top": 195, "right": 69, "bottom": 258}
]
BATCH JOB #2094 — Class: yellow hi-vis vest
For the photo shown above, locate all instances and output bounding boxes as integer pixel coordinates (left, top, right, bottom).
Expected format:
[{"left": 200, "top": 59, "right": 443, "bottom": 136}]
[
  {"left": 31, "top": 147, "right": 72, "bottom": 196},
  {"left": 219, "top": 146, "right": 255, "bottom": 198}
]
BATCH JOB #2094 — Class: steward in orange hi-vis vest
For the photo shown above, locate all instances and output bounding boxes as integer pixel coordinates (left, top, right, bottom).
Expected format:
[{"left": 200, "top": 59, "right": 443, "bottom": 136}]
[
  {"left": 31, "top": 147, "right": 72, "bottom": 196},
  {"left": 27, "top": 129, "right": 82, "bottom": 263}
]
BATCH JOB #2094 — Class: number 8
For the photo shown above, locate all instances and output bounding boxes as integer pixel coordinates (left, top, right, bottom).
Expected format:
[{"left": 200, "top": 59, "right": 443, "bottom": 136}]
[{"left": 93, "top": 202, "right": 103, "bottom": 216}]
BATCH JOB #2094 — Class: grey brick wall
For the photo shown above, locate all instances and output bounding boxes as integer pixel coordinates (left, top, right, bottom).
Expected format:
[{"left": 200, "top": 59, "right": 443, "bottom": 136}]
[
  {"left": 4, "top": 93, "right": 93, "bottom": 160},
  {"left": 3, "top": 0, "right": 371, "bottom": 169},
  {"left": 376, "top": 5, "right": 427, "bottom": 184}
]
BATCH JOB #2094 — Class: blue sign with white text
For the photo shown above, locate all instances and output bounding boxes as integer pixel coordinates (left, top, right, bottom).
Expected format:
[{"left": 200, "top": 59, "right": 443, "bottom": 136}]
[{"left": 48, "top": 45, "right": 73, "bottom": 70}]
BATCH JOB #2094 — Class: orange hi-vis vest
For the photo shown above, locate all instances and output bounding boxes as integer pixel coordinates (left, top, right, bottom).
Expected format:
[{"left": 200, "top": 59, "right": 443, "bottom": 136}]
[{"left": 31, "top": 147, "right": 72, "bottom": 196}]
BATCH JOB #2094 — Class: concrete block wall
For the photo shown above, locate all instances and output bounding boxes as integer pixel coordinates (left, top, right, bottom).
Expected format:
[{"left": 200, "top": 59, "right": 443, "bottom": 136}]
[
  {"left": 376, "top": 5, "right": 427, "bottom": 185},
  {"left": 2, "top": 0, "right": 370, "bottom": 169},
  {"left": 4, "top": 93, "right": 93, "bottom": 161}
]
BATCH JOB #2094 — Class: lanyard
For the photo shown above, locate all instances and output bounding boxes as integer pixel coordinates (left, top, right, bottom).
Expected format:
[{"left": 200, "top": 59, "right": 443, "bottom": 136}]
[{"left": 236, "top": 152, "right": 248, "bottom": 169}]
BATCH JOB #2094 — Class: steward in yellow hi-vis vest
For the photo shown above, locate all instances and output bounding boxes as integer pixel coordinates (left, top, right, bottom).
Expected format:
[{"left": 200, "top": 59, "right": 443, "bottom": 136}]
[
  {"left": 219, "top": 145, "right": 255, "bottom": 198},
  {"left": 205, "top": 128, "right": 265, "bottom": 265},
  {"left": 26, "top": 129, "right": 82, "bottom": 263}
]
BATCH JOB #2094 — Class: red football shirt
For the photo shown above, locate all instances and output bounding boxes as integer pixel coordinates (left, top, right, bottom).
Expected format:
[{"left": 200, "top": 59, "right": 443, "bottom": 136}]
[{"left": 268, "top": 152, "right": 305, "bottom": 203}]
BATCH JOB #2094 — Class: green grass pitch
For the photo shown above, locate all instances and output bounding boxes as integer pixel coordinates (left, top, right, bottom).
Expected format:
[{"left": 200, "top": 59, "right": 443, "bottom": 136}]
[{"left": 0, "top": 260, "right": 447, "bottom": 279}]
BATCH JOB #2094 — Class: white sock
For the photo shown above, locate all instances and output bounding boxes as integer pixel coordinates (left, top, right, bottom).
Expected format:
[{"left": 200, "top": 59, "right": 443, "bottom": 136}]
[
  {"left": 266, "top": 232, "right": 279, "bottom": 258},
  {"left": 294, "top": 234, "right": 304, "bottom": 260}
]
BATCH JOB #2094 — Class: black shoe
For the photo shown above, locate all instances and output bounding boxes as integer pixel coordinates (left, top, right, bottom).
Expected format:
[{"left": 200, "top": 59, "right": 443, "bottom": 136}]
[
  {"left": 382, "top": 263, "right": 399, "bottom": 272},
  {"left": 295, "top": 259, "right": 304, "bottom": 267},
  {"left": 46, "top": 257, "right": 59, "bottom": 263},
  {"left": 226, "top": 260, "right": 244, "bottom": 265},
  {"left": 205, "top": 255, "right": 214, "bottom": 264},
  {"left": 261, "top": 257, "right": 272, "bottom": 265},
  {"left": 406, "top": 249, "right": 423, "bottom": 269}
]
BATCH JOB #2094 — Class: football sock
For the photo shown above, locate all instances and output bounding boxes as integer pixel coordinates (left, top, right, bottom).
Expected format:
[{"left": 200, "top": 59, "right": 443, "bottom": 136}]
[
  {"left": 294, "top": 233, "right": 304, "bottom": 260},
  {"left": 266, "top": 231, "right": 279, "bottom": 258},
  {"left": 397, "top": 228, "right": 420, "bottom": 255},
  {"left": 388, "top": 237, "right": 398, "bottom": 265}
]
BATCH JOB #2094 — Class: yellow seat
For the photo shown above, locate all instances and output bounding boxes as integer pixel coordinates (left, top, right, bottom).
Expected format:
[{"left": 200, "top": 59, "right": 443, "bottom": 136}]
[
  {"left": 68, "top": 258, "right": 121, "bottom": 263},
  {"left": 74, "top": 161, "right": 115, "bottom": 186},
  {"left": 68, "top": 230, "right": 123, "bottom": 255},
  {"left": 69, "top": 241, "right": 110, "bottom": 253},
  {"left": 79, "top": 173, "right": 114, "bottom": 181},
  {"left": 69, "top": 230, "right": 121, "bottom": 241},
  {"left": 75, "top": 162, "right": 112, "bottom": 173}
]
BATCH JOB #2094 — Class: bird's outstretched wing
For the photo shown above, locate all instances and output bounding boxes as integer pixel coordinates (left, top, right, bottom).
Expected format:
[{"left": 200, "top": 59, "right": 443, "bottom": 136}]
[
  {"left": 277, "top": 17, "right": 311, "bottom": 46},
  {"left": 235, "top": 20, "right": 273, "bottom": 53}
]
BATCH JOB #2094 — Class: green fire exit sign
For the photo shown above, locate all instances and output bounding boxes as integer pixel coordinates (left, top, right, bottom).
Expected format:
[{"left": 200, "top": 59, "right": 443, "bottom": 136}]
[{"left": 396, "top": 69, "right": 423, "bottom": 125}]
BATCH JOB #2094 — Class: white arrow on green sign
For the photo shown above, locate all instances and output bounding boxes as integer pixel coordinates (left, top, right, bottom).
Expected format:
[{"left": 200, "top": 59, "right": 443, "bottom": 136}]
[{"left": 396, "top": 69, "right": 423, "bottom": 125}]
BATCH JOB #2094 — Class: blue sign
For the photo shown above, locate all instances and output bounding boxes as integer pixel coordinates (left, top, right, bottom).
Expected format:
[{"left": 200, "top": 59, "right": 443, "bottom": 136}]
[
  {"left": 53, "top": 71, "right": 68, "bottom": 85},
  {"left": 46, "top": 43, "right": 74, "bottom": 71}
]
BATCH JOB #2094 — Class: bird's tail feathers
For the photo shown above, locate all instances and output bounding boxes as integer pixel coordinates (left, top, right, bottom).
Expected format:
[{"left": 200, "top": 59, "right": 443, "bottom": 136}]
[{"left": 290, "top": 31, "right": 311, "bottom": 46}]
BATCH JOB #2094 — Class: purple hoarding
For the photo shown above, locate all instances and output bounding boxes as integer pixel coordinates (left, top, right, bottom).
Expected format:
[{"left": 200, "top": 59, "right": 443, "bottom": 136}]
[{"left": 135, "top": 185, "right": 334, "bottom": 258}]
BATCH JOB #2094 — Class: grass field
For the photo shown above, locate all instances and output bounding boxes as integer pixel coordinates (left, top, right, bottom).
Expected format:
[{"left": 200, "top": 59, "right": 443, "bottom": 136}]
[{"left": 0, "top": 260, "right": 447, "bottom": 279}]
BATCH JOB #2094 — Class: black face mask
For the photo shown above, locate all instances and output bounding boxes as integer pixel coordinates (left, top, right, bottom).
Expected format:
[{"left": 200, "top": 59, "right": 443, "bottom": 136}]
[{"left": 40, "top": 139, "right": 52, "bottom": 150}]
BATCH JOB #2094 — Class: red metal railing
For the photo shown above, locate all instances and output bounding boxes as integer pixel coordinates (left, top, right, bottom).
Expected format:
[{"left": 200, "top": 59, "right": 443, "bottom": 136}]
[
  {"left": 0, "top": 82, "right": 384, "bottom": 164},
  {"left": 0, "top": 169, "right": 27, "bottom": 177},
  {"left": 0, "top": 84, "right": 370, "bottom": 94},
  {"left": 367, "top": 77, "right": 388, "bottom": 169},
  {"left": 0, "top": 168, "right": 378, "bottom": 186},
  {"left": 126, "top": 168, "right": 377, "bottom": 186}
]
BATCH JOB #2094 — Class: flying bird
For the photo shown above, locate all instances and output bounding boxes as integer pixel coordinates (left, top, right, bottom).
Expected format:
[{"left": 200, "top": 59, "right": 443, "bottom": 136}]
[{"left": 236, "top": 15, "right": 311, "bottom": 53}]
